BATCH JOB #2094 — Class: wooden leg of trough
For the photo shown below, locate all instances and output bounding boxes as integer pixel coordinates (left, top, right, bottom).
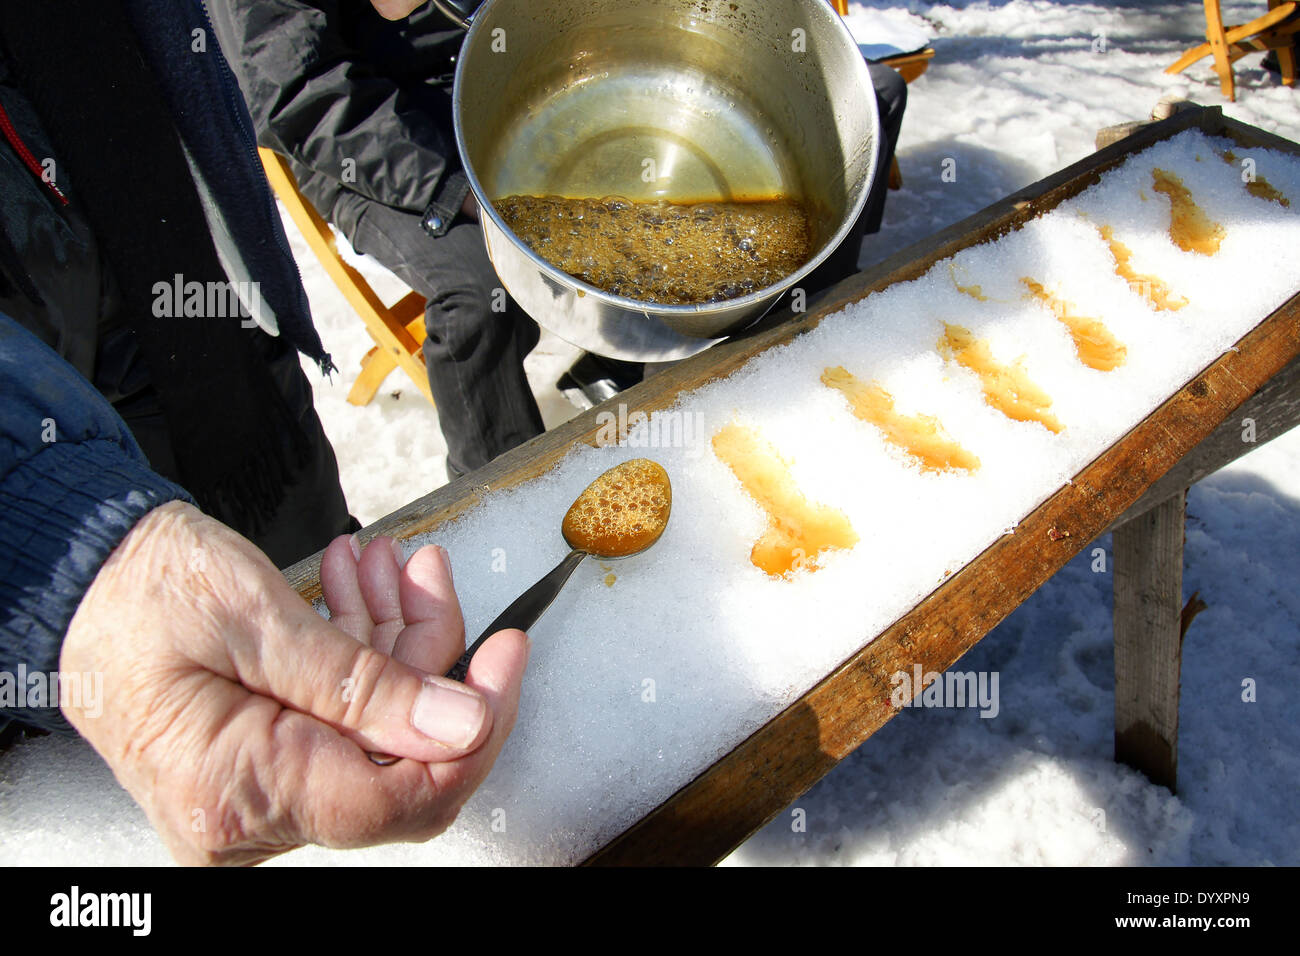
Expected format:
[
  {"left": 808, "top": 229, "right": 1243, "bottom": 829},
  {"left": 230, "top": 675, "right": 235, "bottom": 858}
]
[{"left": 1112, "top": 489, "right": 1188, "bottom": 792}]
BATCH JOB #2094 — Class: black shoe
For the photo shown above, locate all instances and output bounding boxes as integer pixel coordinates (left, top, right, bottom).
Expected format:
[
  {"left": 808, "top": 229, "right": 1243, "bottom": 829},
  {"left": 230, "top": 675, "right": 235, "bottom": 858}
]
[{"left": 556, "top": 352, "right": 645, "bottom": 409}]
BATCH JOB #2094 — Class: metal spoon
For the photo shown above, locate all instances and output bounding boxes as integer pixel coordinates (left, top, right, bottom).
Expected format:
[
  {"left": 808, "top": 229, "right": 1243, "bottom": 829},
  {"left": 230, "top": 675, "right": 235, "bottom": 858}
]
[{"left": 368, "top": 458, "right": 672, "bottom": 765}]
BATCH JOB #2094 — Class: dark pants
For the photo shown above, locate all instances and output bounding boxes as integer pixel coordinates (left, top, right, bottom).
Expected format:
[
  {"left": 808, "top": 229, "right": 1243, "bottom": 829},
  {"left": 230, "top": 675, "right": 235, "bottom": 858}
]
[
  {"left": 113, "top": 330, "right": 359, "bottom": 570},
  {"left": 803, "top": 61, "right": 908, "bottom": 295},
  {"left": 336, "top": 195, "right": 546, "bottom": 477}
]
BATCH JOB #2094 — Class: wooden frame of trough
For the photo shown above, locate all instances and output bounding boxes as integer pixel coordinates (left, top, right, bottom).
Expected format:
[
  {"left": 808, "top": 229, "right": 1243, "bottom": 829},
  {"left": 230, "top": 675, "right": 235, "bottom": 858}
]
[{"left": 284, "top": 106, "right": 1300, "bottom": 866}]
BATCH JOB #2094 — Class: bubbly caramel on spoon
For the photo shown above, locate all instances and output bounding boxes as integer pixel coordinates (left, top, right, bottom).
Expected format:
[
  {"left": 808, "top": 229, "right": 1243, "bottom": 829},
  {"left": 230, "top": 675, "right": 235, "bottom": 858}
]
[
  {"left": 561, "top": 458, "right": 672, "bottom": 558},
  {"left": 366, "top": 458, "right": 670, "bottom": 767}
]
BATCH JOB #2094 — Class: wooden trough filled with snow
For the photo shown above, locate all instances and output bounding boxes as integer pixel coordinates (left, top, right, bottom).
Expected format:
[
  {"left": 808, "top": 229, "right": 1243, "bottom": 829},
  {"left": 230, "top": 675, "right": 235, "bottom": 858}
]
[{"left": 288, "top": 106, "right": 1300, "bottom": 866}]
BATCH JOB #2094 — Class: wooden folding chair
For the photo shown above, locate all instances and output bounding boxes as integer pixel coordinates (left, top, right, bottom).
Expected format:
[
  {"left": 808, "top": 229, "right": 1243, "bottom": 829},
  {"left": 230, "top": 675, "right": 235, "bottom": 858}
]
[
  {"left": 258, "top": 148, "right": 434, "bottom": 407},
  {"left": 1166, "top": 0, "right": 1299, "bottom": 102}
]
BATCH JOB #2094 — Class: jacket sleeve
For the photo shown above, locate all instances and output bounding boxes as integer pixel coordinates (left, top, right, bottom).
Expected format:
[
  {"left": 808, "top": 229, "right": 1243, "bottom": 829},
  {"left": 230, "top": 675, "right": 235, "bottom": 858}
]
[
  {"left": 0, "top": 312, "right": 192, "bottom": 734},
  {"left": 206, "top": 0, "right": 469, "bottom": 236}
]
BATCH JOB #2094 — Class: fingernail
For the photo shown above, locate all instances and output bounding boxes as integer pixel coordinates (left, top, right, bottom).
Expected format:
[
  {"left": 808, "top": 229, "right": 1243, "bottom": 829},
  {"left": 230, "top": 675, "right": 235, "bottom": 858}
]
[
  {"left": 436, "top": 545, "right": 454, "bottom": 583},
  {"left": 412, "top": 681, "right": 486, "bottom": 749},
  {"left": 349, "top": 534, "right": 362, "bottom": 561},
  {"left": 391, "top": 538, "right": 405, "bottom": 567}
]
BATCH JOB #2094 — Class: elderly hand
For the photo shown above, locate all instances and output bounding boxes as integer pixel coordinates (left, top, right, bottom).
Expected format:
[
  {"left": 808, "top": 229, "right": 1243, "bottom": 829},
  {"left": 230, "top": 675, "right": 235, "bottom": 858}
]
[{"left": 60, "top": 501, "right": 527, "bottom": 865}]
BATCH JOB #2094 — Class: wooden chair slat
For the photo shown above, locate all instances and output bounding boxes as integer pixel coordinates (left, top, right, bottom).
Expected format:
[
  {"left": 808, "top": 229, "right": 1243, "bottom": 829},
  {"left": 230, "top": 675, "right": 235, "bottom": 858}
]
[{"left": 258, "top": 148, "right": 434, "bottom": 407}]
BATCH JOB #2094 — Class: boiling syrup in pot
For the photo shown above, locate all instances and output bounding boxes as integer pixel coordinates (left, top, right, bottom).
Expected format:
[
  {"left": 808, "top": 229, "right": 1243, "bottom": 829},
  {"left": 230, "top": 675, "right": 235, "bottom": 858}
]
[{"left": 494, "top": 194, "right": 814, "bottom": 305}]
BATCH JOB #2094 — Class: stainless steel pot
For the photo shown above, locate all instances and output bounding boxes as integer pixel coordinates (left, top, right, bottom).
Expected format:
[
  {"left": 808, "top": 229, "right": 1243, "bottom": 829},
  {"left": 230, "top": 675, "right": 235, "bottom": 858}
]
[{"left": 453, "top": 0, "right": 879, "bottom": 361}]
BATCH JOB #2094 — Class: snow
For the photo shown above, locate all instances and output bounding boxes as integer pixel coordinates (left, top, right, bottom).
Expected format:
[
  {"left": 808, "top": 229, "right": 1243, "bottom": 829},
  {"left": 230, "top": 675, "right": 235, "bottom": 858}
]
[
  {"left": 2, "top": 0, "right": 1298, "bottom": 867},
  {"left": 723, "top": 3, "right": 1300, "bottom": 867},
  {"left": 844, "top": 5, "right": 933, "bottom": 59}
]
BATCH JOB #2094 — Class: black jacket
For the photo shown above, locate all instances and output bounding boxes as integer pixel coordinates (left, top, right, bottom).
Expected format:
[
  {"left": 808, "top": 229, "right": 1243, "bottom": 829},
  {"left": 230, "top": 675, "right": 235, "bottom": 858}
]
[{"left": 207, "top": 0, "right": 470, "bottom": 238}]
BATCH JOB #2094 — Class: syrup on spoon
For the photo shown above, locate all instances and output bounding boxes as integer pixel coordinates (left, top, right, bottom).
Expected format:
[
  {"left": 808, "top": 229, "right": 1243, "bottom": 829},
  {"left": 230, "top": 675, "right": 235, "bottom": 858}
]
[{"left": 368, "top": 458, "right": 671, "bottom": 765}]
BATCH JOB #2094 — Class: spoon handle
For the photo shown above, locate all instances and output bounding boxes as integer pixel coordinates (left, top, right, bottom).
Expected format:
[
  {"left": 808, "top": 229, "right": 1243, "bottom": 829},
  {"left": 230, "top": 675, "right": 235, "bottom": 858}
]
[
  {"left": 445, "top": 548, "right": 588, "bottom": 682},
  {"left": 367, "top": 549, "right": 588, "bottom": 766}
]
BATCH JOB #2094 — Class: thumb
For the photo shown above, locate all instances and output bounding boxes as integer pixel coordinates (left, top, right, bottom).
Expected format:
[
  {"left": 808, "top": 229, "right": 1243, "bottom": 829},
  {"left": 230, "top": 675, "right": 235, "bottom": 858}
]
[{"left": 242, "top": 596, "right": 494, "bottom": 763}]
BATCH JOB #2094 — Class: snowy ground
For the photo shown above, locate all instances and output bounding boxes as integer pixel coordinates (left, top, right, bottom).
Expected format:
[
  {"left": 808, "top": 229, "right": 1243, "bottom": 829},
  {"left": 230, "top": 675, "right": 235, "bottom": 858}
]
[{"left": 2, "top": 0, "right": 1296, "bottom": 866}]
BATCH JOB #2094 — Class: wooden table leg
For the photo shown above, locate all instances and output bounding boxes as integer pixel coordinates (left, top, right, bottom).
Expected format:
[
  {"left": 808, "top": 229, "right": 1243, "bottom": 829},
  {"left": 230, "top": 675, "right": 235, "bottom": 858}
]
[{"left": 1113, "top": 490, "right": 1187, "bottom": 791}]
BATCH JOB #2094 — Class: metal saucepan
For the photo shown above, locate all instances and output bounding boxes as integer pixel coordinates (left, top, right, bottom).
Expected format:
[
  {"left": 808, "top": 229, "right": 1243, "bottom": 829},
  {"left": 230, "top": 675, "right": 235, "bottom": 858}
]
[{"left": 451, "top": 0, "right": 879, "bottom": 361}]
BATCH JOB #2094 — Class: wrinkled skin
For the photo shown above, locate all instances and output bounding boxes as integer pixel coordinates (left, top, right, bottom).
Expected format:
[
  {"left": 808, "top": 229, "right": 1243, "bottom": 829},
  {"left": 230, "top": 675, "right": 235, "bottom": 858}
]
[{"left": 60, "top": 501, "right": 527, "bottom": 865}]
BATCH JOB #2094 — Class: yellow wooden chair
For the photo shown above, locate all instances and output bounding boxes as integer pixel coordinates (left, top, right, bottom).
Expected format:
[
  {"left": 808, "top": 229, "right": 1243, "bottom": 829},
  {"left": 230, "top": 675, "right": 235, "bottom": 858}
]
[
  {"left": 258, "top": 147, "right": 434, "bottom": 407},
  {"left": 1166, "top": 0, "right": 1299, "bottom": 102}
]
